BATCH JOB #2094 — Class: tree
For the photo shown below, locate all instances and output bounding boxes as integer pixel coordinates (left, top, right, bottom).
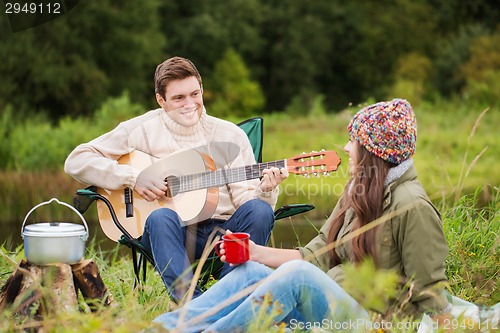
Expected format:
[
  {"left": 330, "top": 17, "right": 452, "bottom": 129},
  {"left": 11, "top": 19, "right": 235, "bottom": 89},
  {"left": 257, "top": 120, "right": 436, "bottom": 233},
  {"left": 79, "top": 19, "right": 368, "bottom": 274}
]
[
  {"left": 0, "top": 0, "right": 165, "bottom": 121},
  {"left": 432, "top": 24, "right": 488, "bottom": 97},
  {"left": 336, "top": 0, "right": 437, "bottom": 103},
  {"left": 259, "top": 0, "right": 337, "bottom": 111},
  {"left": 157, "top": 0, "right": 265, "bottom": 82}
]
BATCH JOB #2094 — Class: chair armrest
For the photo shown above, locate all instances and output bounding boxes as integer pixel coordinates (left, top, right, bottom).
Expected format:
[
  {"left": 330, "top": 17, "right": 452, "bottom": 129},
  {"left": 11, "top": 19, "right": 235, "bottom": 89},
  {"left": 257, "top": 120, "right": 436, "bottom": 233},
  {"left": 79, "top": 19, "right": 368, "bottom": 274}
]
[
  {"left": 75, "top": 185, "right": 98, "bottom": 197},
  {"left": 73, "top": 186, "right": 98, "bottom": 214},
  {"left": 274, "top": 204, "right": 315, "bottom": 220}
]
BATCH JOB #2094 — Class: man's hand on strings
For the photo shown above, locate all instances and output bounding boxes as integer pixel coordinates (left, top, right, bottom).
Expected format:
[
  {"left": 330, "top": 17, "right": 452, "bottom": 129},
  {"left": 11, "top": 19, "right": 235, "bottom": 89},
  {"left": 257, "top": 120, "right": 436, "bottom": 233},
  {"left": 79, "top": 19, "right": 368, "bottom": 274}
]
[{"left": 135, "top": 172, "right": 168, "bottom": 202}]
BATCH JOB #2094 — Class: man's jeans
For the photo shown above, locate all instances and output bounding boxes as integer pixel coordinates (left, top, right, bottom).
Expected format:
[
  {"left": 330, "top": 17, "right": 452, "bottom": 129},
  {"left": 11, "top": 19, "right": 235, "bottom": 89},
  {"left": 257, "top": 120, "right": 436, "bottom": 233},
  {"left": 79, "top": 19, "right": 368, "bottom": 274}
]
[
  {"left": 140, "top": 199, "right": 274, "bottom": 301},
  {"left": 153, "top": 260, "right": 370, "bottom": 333}
]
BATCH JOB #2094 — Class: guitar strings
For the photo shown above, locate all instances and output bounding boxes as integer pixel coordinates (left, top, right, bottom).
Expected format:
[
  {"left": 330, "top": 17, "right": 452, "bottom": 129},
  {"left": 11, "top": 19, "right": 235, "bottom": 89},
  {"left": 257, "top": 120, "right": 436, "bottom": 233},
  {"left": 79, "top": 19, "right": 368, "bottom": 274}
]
[{"left": 168, "top": 160, "right": 286, "bottom": 194}]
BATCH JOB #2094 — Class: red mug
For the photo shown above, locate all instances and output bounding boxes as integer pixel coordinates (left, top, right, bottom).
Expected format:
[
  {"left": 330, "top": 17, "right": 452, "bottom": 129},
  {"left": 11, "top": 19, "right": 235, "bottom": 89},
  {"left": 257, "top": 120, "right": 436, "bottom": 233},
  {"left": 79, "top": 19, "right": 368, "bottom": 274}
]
[{"left": 214, "top": 232, "right": 250, "bottom": 264}]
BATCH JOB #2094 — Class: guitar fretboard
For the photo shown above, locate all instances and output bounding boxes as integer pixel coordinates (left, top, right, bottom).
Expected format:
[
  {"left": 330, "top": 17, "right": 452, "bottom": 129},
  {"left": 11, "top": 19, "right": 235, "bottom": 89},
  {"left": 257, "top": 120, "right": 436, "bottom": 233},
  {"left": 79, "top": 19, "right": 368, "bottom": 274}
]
[{"left": 170, "top": 160, "right": 286, "bottom": 194}]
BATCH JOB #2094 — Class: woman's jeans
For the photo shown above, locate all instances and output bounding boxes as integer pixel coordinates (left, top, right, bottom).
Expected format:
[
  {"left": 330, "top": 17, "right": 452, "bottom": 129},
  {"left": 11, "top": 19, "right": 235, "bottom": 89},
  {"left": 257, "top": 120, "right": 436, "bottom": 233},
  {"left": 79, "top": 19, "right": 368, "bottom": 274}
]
[
  {"left": 153, "top": 260, "right": 370, "bottom": 333},
  {"left": 140, "top": 199, "right": 274, "bottom": 301}
]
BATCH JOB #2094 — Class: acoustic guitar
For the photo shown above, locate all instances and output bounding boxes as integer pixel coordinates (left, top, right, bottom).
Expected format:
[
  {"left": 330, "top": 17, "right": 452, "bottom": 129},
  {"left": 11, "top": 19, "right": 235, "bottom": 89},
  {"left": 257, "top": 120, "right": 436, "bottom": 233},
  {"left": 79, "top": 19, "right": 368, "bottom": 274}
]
[{"left": 97, "top": 148, "right": 341, "bottom": 241}]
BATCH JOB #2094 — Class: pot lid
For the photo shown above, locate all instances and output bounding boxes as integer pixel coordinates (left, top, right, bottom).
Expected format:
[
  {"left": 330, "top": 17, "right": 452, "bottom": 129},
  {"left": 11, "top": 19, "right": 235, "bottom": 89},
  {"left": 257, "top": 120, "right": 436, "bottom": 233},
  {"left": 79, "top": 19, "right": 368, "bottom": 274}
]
[{"left": 23, "top": 222, "right": 87, "bottom": 237}]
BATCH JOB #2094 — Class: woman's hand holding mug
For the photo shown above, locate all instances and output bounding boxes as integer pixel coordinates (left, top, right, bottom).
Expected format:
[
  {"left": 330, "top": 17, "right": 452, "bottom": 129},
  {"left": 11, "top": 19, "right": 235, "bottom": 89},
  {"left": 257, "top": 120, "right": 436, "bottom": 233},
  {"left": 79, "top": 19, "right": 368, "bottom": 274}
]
[{"left": 215, "top": 230, "right": 256, "bottom": 265}]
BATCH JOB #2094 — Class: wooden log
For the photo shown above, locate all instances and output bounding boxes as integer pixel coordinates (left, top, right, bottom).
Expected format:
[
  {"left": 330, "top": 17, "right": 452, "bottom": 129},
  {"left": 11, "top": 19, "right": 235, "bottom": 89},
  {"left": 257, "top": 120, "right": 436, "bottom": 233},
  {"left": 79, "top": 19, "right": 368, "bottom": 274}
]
[
  {"left": 14, "top": 261, "right": 44, "bottom": 316},
  {"left": 0, "top": 260, "right": 44, "bottom": 315},
  {"left": 42, "top": 263, "right": 78, "bottom": 314},
  {"left": 71, "top": 259, "right": 113, "bottom": 310},
  {"left": 0, "top": 260, "right": 29, "bottom": 313},
  {"left": 1, "top": 258, "right": 112, "bottom": 318}
]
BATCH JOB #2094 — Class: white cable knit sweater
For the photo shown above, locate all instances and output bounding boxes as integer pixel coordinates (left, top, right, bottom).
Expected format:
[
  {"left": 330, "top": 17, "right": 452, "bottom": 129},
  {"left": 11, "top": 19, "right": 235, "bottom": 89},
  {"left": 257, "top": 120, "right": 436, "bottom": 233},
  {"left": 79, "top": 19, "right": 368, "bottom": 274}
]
[{"left": 64, "top": 108, "right": 279, "bottom": 219}]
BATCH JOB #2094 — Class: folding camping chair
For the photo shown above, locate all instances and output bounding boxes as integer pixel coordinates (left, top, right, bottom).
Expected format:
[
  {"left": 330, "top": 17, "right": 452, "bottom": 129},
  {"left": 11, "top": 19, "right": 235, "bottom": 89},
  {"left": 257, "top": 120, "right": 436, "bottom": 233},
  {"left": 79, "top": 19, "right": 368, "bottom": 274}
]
[{"left": 73, "top": 117, "right": 315, "bottom": 289}]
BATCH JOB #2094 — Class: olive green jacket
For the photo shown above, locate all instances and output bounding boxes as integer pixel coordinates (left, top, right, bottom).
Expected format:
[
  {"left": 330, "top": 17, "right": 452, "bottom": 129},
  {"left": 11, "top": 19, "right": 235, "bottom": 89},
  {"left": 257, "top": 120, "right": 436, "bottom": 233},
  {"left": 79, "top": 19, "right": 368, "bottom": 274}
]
[{"left": 298, "top": 164, "right": 449, "bottom": 317}]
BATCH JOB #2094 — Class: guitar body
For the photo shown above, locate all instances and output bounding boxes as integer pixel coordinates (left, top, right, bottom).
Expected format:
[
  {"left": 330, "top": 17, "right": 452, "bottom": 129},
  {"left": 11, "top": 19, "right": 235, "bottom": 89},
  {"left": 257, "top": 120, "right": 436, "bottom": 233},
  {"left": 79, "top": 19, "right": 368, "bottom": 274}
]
[{"left": 97, "top": 149, "right": 218, "bottom": 242}]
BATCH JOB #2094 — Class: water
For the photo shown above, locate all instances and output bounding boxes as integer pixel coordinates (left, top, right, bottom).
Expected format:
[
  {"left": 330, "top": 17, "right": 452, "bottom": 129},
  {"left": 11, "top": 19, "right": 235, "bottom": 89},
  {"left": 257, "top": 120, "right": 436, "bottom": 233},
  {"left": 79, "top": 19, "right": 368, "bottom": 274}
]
[{"left": 2, "top": 218, "right": 321, "bottom": 254}]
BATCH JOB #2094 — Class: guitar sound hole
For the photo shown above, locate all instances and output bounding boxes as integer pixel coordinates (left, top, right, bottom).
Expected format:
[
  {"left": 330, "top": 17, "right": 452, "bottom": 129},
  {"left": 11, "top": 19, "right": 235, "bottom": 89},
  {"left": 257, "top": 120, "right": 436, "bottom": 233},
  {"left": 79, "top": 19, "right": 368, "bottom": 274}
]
[{"left": 165, "top": 175, "right": 180, "bottom": 197}]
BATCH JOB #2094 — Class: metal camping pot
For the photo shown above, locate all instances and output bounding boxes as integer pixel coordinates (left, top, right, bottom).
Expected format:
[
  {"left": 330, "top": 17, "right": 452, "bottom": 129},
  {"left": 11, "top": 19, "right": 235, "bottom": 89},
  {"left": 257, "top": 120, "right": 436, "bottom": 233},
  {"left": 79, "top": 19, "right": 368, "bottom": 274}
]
[{"left": 21, "top": 198, "right": 89, "bottom": 265}]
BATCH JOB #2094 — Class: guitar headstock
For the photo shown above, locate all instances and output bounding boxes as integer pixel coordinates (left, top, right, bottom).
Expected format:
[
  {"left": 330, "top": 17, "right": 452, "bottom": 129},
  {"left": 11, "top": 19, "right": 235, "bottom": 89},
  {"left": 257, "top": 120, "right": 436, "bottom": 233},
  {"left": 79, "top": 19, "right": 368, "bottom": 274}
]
[{"left": 287, "top": 150, "right": 341, "bottom": 177}]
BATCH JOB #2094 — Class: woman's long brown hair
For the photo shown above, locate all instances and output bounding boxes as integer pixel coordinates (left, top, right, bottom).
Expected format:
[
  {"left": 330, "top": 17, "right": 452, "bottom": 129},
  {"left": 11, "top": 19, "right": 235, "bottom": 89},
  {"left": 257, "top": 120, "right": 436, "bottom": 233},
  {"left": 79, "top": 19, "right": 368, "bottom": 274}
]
[{"left": 327, "top": 143, "right": 395, "bottom": 266}]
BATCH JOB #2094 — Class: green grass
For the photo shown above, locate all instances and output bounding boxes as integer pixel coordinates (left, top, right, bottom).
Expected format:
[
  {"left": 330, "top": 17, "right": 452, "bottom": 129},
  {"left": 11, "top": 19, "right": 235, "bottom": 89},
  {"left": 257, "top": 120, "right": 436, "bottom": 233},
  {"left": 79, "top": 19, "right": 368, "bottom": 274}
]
[
  {"left": 443, "top": 188, "right": 500, "bottom": 305},
  {"left": 1, "top": 189, "right": 498, "bottom": 332}
]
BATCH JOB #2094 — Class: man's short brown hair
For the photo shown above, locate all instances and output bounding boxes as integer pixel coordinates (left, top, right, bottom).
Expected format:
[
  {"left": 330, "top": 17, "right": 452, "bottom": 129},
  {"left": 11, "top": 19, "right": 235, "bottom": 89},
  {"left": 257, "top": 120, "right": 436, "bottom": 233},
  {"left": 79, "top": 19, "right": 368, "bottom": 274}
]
[{"left": 154, "top": 56, "right": 202, "bottom": 98}]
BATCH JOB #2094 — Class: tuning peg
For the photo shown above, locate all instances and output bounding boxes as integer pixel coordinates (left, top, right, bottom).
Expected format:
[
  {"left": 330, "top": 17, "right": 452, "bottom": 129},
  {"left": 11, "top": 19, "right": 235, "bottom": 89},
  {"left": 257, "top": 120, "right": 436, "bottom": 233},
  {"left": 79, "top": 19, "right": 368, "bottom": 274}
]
[
  {"left": 303, "top": 173, "right": 310, "bottom": 178},
  {"left": 313, "top": 172, "right": 319, "bottom": 178},
  {"left": 302, "top": 152, "right": 306, "bottom": 155},
  {"left": 323, "top": 171, "right": 329, "bottom": 176},
  {"left": 320, "top": 149, "right": 325, "bottom": 152}
]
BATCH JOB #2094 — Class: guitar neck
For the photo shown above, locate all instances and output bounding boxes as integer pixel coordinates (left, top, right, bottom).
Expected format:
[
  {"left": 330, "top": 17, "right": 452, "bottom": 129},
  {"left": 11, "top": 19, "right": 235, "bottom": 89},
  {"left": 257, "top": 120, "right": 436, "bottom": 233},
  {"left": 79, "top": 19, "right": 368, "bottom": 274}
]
[{"left": 174, "top": 160, "right": 286, "bottom": 194}]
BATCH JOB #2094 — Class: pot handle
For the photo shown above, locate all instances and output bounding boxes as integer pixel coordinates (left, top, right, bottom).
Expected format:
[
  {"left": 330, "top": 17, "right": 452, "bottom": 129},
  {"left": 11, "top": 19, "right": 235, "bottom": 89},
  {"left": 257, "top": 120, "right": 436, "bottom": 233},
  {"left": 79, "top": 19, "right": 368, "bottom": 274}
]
[{"left": 21, "top": 198, "right": 89, "bottom": 239}]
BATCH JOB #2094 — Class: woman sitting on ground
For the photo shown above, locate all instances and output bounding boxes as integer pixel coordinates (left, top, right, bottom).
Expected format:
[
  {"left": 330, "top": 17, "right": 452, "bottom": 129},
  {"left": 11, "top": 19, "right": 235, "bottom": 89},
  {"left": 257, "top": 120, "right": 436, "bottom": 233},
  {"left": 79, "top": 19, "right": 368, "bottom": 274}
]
[{"left": 152, "top": 99, "right": 452, "bottom": 332}]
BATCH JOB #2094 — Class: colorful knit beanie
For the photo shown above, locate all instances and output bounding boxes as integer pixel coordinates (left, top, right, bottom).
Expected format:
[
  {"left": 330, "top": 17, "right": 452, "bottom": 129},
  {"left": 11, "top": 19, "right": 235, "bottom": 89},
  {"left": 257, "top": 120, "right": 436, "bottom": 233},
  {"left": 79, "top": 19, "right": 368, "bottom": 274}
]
[{"left": 348, "top": 99, "right": 417, "bottom": 165}]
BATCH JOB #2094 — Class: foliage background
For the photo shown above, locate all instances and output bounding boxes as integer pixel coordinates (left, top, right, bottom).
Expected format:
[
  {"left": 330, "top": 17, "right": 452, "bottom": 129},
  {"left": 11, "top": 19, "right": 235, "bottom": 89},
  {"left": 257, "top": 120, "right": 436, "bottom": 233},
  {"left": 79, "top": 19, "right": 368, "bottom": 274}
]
[{"left": 1, "top": 0, "right": 499, "bottom": 123}]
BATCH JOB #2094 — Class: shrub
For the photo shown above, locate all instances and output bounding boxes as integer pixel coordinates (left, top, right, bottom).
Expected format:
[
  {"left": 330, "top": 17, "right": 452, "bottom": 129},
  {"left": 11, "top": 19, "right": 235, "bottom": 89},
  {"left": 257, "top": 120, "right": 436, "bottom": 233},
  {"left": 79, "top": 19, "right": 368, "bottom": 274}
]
[
  {"left": 7, "top": 92, "right": 145, "bottom": 171},
  {"left": 92, "top": 91, "right": 145, "bottom": 134},
  {"left": 460, "top": 30, "right": 500, "bottom": 106},
  {"left": 208, "top": 49, "right": 265, "bottom": 118},
  {"left": 389, "top": 52, "right": 433, "bottom": 105},
  {"left": 0, "top": 106, "right": 15, "bottom": 169},
  {"left": 433, "top": 24, "right": 488, "bottom": 97}
]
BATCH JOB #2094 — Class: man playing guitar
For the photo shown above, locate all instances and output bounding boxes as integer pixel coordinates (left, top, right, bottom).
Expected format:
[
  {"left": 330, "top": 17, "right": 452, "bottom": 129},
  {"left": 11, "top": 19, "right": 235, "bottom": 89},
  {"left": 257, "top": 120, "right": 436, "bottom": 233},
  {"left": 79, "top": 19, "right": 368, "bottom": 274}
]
[{"left": 64, "top": 56, "right": 288, "bottom": 302}]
